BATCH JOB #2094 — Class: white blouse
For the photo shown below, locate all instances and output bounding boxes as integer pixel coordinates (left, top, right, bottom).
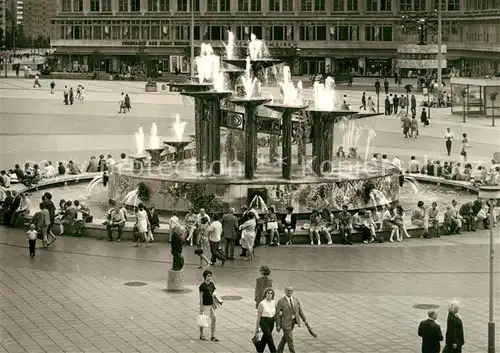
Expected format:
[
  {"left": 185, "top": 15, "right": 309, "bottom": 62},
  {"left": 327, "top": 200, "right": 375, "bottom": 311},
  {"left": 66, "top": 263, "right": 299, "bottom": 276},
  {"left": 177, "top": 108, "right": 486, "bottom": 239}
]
[{"left": 259, "top": 299, "right": 276, "bottom": 318}]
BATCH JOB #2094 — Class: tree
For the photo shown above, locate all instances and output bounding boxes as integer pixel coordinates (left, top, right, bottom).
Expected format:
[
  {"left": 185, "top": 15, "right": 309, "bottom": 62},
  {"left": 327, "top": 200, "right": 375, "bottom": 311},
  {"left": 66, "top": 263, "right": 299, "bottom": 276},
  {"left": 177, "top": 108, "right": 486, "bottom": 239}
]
[
  {"left": 88, "top": 50, "right": 102, "bottom": 71},
  {"left": 135, "top": 46, "right": 150, "bottom": 76},
  {"left": 490, "top": 92, "right": 498, "bottom": 127}
]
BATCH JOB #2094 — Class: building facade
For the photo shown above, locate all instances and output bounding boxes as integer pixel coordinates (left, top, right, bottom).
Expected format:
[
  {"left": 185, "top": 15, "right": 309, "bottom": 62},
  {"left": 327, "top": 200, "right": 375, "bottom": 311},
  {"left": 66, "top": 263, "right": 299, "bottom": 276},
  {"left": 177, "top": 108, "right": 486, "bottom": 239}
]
[
  {"left": 51, "top": 0, "right": 500, "bottom": 75},
  {"left": 23, "top": 0, "right": 57, "bottom": 40}
]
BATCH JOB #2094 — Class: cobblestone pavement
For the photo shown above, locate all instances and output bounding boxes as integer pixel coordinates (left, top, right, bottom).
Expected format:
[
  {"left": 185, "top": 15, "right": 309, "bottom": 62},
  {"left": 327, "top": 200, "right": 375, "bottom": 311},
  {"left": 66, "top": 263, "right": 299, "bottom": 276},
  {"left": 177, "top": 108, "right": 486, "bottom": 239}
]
[{"left": 1, "top": 226, "right": 499, "bottom": 353}]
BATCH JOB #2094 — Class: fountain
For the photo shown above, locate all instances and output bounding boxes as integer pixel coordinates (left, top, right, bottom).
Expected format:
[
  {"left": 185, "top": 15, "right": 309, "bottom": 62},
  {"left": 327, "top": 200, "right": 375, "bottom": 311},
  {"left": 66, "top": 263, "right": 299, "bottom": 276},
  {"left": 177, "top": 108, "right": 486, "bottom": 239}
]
[
  {"left": 129, "top": 127, "right": 148, "bottom": 170},
  {"left": 145, "top": 123, "right": 165, "bottom": 167},
  {"left": 163, "top": 114, "right": 193, "bottom": 165},
  {"left": 107, "top": 38, "right": 400, "bottom": 216}
]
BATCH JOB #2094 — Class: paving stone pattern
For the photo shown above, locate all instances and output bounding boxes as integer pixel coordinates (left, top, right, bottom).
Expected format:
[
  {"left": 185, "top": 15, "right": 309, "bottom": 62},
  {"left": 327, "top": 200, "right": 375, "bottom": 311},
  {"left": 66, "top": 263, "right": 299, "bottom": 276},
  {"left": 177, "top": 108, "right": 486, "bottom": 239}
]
[{"left": 1, "top": 227, "right": 499, "bottom": 353}]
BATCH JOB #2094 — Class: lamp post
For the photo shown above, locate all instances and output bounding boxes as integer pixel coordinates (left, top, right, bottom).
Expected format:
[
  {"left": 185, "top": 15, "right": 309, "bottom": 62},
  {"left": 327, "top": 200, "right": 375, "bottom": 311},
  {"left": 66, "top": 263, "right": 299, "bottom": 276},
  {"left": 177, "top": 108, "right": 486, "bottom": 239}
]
[
  {"left": 479, "top": 186, "right": 500, "bottom": 353},
  {"left": 190, "top": 0, "right": 195, "bottom": 79},
  {"left": 436, "top": 0, "right": 443, "bottom": 95}
]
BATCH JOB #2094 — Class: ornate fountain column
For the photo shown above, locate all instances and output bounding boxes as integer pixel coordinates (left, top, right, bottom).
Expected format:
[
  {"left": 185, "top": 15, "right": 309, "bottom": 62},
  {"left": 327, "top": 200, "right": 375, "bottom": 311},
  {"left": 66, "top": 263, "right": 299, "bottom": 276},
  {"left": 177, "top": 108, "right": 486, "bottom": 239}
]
[
  {"left": 310, "top": 111, "right": 325, "bottom": 175},
  {"left": 230, "top": 98, "right": 270, "bottom": 179},
  {"left": 168, "top": 82, "right": 212, "bottom": 172},
  {"left": 181, "top": 91, "right": 232, "bottom": 175},
  {"left": 265, "top": 103, "right": 309, "bottom": 179}
]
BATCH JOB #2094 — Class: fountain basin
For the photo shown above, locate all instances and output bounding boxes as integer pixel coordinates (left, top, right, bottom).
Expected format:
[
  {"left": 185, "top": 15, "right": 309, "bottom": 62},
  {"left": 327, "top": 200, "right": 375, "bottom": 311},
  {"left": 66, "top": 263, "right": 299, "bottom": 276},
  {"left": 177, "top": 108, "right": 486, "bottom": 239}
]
[
  {"left": 167, "top": 82, "right": 213, "bottom": 92},
  {"left": 265, "top": 103, "right": 309, "bottom": 112},
  {"left": 230, "top": 97, "right": 272, "bottom": 107},
  {"left": 180, "top": 91, "right": 233, "bottom": 100},
  {"left": 108, "top": 160, "right": 401, "bottom": 214}
]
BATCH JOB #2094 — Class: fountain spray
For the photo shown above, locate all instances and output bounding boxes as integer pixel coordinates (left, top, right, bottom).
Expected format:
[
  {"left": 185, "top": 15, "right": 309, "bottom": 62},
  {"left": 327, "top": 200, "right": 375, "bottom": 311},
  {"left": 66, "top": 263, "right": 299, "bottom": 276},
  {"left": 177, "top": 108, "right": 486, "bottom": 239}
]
[{"left": 135, "top": 127, "right": 145, "bottom": 156}]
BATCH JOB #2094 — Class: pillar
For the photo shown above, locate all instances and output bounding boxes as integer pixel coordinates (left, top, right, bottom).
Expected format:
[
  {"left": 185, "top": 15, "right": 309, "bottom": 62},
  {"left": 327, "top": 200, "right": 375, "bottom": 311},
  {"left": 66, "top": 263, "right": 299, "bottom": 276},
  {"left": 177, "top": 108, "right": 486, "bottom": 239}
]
[
  {"left": 195, "top": 98, "right": 204, "bottom": 172},
  {"left": 111, "top": 0, "right": 118, "bottom": 14},
  {"left": 311, "top": 112, "right": 324, "bottom": 175},
  {"left": 323, "top": 119, "right": 334, "bottom": 172},
  {"left": 282, "top": 109, "right": 293, "bottom": 179},
  {"left": 244, "top": 106, "right": 258, "bottom": 179},
  {"left": 211, "top": 100, "right": 222, "bottom": 175}
]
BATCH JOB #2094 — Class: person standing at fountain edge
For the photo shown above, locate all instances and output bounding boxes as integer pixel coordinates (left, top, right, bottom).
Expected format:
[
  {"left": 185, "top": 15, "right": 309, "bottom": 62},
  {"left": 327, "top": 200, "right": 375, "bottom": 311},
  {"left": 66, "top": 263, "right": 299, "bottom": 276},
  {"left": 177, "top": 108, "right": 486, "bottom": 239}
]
[
  {"left": 444, "top": 128, "right": 453, "bottom": 156},
  {"left": 417, "top": 309, "right": 443, "bottom": 353},
  {"left": 221, "top": 208, "right": 239, "bottom": 260},
  {"left": 170, "top": 226, "right": 184, "bottom": 270},
  {"left": 275, "top": 286, "right": 309, "bottom": 353}
]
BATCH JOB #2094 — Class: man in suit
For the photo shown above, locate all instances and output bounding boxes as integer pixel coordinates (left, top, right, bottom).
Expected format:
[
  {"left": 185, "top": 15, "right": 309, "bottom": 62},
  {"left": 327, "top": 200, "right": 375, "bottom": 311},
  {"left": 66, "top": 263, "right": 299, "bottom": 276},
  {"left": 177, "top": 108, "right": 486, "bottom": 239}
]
[
  {"left": 444, "top": 301, "right": 465, "bottom": 353},
  {"left": 275, "top": 286, "right": 308, "bottom": 353},
  {"left": 418, "top": 309, "right": 443, "bottom": 353},
  {"left": 222, "top": 208, "right": 239, "bottom": 260}
]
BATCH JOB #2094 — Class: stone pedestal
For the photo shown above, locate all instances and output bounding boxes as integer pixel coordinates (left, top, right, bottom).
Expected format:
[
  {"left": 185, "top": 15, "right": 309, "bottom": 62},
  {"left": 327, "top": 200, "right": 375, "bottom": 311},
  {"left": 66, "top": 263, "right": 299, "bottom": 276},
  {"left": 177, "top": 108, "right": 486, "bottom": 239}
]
[{"left": 167, "top": 269, "right": 184, "bottom": 292}]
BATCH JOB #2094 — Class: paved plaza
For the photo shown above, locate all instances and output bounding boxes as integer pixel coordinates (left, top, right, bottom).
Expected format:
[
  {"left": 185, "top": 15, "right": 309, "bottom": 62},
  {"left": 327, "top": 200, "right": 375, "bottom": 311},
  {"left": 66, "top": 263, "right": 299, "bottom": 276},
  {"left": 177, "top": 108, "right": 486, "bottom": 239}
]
[
  {"left": 1, "top": 76, "right": 500, "bottom": 353},
  {"left": 1, "top": 77, "right": 499, "bottom": 170},
  {"left": 1, "top": 226, "right": 500, "bottom": 353}
]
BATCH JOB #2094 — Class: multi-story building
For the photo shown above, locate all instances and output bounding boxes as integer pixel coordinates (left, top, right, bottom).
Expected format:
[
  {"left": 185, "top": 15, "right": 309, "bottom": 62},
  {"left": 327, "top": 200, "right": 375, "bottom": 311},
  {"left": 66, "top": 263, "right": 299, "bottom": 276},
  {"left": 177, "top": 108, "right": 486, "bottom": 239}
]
[
  {"left": 51, "top": 0, "right": 500, "bottom": 75},
  {"left": 23, "top": 0, "right": 57, "bottom": 40},
  {"left": 13, "top": 0, "right": 22, "bottom": 25}
]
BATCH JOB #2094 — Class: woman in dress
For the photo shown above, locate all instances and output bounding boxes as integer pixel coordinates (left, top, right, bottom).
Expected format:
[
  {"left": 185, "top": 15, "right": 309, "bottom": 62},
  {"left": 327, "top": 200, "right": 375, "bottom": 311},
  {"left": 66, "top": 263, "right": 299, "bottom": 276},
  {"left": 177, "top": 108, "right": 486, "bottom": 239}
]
[
  {"left": 394, "top": 205, "right": 411, "bottom": 240},
  {"left": 281, "top": 206, "right": 297, "bottom": 245},
  {"left": 134, "top": 203, "right": 149, "bottom": 247},
  {"left": 265, "top": 207, "right": 279, "bottom": 246},
  {"left": 461, "top": 133, "right": 468, "bottom": 161},
  {"left": 240, "top": 212, "right": 257, "bottom": 261},
  {"left": 196, "top": 216, "right": 211, "bottom": 268},
  {"left": 254, "top": 265, "right": 273, "bottom": 309},
  {"left": 254, "top": 287, "right": 277, "bottom": 353}
]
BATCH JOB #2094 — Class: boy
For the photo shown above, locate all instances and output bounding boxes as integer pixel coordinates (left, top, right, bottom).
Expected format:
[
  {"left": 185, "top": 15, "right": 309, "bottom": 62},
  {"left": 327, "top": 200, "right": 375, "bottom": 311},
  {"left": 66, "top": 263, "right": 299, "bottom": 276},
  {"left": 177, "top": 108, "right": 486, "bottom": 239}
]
[{"left": 27, "top": 224, "right": 38, "bottom": 257}]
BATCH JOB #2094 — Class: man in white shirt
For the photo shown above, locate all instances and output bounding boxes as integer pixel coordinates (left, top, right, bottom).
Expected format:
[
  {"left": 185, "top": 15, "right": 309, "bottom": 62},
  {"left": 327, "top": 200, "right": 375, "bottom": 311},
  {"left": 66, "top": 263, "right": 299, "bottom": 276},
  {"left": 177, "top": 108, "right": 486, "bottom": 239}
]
[
  {"left": 106, "top": 154, "right": 116, "bottom": 167},
  {"left": 44, "top": 162, "right": 56, "bottom": 178},
  {"left": 408, "top": 156, "right": 420, "bottom": 173},
  {"left": 207, "top": 215, "right": 225, "bottom": 266},
  {"left": 392, "top": 156, "right": 402, "bottom": 171},
  {"left": 197, "top": 208, "right": 210, "bottom": 224}
]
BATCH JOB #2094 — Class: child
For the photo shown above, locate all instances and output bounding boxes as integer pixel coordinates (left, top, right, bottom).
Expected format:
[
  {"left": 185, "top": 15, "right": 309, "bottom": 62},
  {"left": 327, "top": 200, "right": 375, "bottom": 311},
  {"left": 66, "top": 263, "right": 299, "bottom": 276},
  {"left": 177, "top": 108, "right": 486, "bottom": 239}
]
[{"left": 27, "top": 224, "right": 38, "bottom": 257}]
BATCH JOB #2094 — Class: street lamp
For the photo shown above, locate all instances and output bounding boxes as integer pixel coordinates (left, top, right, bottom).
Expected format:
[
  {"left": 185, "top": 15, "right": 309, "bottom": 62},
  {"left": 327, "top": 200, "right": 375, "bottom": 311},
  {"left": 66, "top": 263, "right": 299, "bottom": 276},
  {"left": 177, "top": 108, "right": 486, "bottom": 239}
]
[{"left": 478, "top": 185, "right": 500, "bottom": 353}]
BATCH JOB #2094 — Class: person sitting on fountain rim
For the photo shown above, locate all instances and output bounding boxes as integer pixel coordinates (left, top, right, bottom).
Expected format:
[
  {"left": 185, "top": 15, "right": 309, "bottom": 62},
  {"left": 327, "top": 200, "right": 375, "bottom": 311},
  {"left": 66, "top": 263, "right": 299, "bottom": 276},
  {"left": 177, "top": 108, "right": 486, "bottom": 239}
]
[
  {"left": 458, "top": 201, "right": 476, "bottom": 232},
  {"left": 106, "top": 201, "right": 126, "bottom": 242},
  {"left": 319, "top": 208, "right": 334, "bottom": 245},
  {"left": 352, "top": 209, "right": 377, "bottom": 244},
  {"left": 443, "top": 205, "right": 459, "bottom": 235},
  {"left": 411, "top": 201, "right": 432, "bottom": 238},
  {"left": 427, "top": 202, "right": 440, "bottom": 238},
  {"left": 337, "top": 205, "right": 353, "bottom": 245}
]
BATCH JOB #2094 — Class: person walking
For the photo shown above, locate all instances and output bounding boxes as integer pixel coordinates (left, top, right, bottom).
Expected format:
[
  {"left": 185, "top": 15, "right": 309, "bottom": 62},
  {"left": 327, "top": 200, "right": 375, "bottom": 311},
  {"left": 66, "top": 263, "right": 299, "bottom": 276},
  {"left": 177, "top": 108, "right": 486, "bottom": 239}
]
[
  {"left": 208, "top": 214, "right": 226, "bottom": 266},
  {"left": 402, "top": 114, "right": 411, "bottom": 138},
  {"left": 384, "top": 95, "right": 391, "bottom": 115},
  {"left": 240, "top": 212, "right": 257, "bottom": 261},
  {"left": 255, "top": 265, "right": 273, "bottom": 309},
  {"left": 384, "top": 78, "right": 389, "bottom": 94},
  {"left": 445, "top": 128, "right": 453, "bottom": 156},
  {"left": 198, "top": 270, "right": 220, "bottom": 342},
  {"left": 26, "top": 224, "right": 38, "bottom": 258},
  {"left": 275, "top": 286, "right": 309, "bottom": 353},
  {"left": 222, "top": 208, "right": 239, "bottom": 260},
  {"left": 360, "top": 92, "right": 366, "bottom": 110},
  {"left": 444, "top": 301, "right": 465, "bottom": 353},
  {"left": 254, "top": 287, "right": 277, "bottom": 353},
  {"left": 461, "top": 133, "right": 468, "bottom": 161},
  {"left": 411, "top": 115, "right": 419, "bottom": 138},
  {"left": 411, "top": 94, "right": 417, "bottom": 115},
  {"left": 418, "top": 309, "right": 443, "bottom": 353}
]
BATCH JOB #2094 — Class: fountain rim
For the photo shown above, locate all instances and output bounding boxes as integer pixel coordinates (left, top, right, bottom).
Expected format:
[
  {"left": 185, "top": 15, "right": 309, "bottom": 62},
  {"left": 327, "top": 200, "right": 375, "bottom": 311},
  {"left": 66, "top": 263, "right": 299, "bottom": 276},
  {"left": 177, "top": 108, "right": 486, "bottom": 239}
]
[
  {"left": 163, "top": 139, "right": 193, "bottom": 145},
  {"left": 180, "top": 91, "right": 234, "bottom": 99},
  {"left": 229, "top": 97, "right": 272, "bottom": 105},
  {"left": 265, "top": 103, "right": 310, "bottom": 111}
]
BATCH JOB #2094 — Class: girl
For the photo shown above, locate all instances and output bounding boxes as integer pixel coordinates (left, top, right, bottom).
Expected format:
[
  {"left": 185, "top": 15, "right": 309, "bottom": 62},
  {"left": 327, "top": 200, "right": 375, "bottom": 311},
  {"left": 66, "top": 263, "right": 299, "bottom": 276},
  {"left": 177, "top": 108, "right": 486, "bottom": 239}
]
[
  {"left": 281, "top": 206, "right": 296, "bottom": 245},
  {"left": 265, "top": 207, "right": 279, "bottom": 246},
  {"left": 461, "top": 133, "right": 468, "bottom": 162},
  {"left": 27, "top": 224, "right": 38, "bottom": 257},
  {"left": 395, "top": 205, "right": 411, "bottom": 240},
  {"left": 134, "top": 203, "right": 149, "bottom": 247},
  {"left": 309, "top": 210, "right": 321, "bottom": 245},
  {"left": 195, "top": 216, "right": 211, "bottom": 268}
]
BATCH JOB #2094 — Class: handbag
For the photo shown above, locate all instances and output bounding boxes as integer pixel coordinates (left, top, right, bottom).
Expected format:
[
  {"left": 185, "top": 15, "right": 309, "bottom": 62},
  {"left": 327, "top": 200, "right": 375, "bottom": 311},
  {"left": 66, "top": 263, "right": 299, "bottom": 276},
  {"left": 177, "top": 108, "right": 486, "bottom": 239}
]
[
  {"left": 196, "top": 314, "right": 209, "bottom": 328},
  {"left": 251, "top": 334, "right": 260, "bottom": 349}
]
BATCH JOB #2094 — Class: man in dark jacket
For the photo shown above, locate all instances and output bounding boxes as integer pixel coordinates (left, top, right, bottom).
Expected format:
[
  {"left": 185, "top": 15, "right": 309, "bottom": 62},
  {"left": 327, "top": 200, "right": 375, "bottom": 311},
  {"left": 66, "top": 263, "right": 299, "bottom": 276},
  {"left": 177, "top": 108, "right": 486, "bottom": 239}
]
[
  {"left": 444, "top": 301, "right": 465, "bottom": 353},
  {"left": 385, "top": 96, "right": 391, "bottom": 115},
  {"left": 222, "top": 208, "right": 239, "bottom": 260},
  {"left": 418, "top": 309, "right": 443, "bottom": 353},
  {"left": 170, "top": 226, "right": 184, "bottom": 270}
]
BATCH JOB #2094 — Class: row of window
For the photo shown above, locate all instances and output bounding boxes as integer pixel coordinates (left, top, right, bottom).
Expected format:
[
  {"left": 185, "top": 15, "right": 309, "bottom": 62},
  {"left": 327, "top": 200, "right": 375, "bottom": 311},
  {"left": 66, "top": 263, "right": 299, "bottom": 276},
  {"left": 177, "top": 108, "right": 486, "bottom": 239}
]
[
  {"left": 61, "top": 0, "right": 466, "bottom": 12},
  {"left": 56, "top": 21, "right": 500, "bottom": 43}
]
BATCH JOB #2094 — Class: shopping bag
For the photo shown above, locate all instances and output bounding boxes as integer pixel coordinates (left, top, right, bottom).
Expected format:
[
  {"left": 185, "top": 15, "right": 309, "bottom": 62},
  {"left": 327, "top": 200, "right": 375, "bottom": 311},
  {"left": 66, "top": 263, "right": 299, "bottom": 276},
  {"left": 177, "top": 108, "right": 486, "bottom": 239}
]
[
  {"left": 196, "top": 314, "right": 209, "bottom": 328},
  {"left": 212, "top": 291, "right": 223, "bottom": 308}
]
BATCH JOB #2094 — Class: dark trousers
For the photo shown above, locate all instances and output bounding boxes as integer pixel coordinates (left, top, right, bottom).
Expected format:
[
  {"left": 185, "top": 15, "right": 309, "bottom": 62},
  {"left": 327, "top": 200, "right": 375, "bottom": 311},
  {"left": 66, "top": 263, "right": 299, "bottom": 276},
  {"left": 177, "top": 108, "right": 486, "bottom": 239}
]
[
  {"left": 277, "top": 323, "right": 295, "bottom": 353},
  {"left": 254, "top": 224, "right": 262, "bottom": 247},
  {"left": 462, "top": 215, "right": 476, "bottom": 231},
  {"left": 354, "top": 225, "right": 372, "bottom": 242},
  {"left": 210, "top": 241, "right": 225, "bottom": 263},
  {"left": 257, "top": 317, "right": 276, "bottom": 353},
  {"left": 339, "top": 225, "right": 352, "bottom": 244},
  {"left": 445, "top": 140, "right": 452, "bottom": 155},
  {"left": 107, "top": 222, "right": 124, "bottom": 240},
  {"left": 444, "top": 345, "right": 463, "bottom": 353},
  {"left": 28, "top": 239, "right": 36, "bottom": 256},
  {"left": 103, "top": 175, "right": 109, "bottom": 187},
  {"left": 172, "top": 251, "right": 184, "bottom": 270},
  {"left": 385, "top": 106, "right": 390, "bottom": 115},
  {"left": 224, "top": 238, "right": 236, "bottom": 258}
]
